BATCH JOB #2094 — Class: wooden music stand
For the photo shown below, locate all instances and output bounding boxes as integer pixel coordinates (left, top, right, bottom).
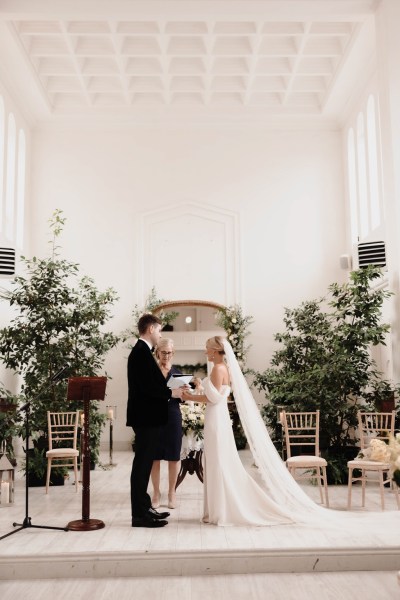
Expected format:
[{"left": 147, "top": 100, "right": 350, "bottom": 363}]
[{"left": 66, "top": 377, "right": 107, "bottom": 531}]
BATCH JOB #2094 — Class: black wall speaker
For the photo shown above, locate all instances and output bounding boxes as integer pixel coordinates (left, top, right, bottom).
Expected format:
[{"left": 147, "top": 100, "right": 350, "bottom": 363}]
[{"left": 0, "top": 247, "right": 15, "bottom": 276}]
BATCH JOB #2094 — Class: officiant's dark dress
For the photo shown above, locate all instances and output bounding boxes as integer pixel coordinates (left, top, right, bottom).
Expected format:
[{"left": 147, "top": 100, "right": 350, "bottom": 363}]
[{"left": 154, "top": 366, "right": 182, "bottom": 461}]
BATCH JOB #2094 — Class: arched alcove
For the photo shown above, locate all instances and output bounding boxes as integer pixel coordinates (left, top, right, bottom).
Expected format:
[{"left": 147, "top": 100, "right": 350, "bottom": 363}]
[{"left": 153, "top": 299, "right": 225, "bottom": 365}]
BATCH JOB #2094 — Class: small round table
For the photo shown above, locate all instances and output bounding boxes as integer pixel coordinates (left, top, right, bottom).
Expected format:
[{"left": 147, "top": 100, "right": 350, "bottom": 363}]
[{"left": 175, "top": 449, "right": 203, "bottom": 489}]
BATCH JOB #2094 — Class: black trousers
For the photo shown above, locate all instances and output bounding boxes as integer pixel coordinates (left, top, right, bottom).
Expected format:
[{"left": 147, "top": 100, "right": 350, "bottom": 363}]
[{"left": 131, "top": 425, "right": 161, "bottom": 518}]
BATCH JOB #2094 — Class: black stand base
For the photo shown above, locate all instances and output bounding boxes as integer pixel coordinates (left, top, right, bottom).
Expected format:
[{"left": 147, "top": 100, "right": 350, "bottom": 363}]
[
  {"left": 67, "top": 518, "right": 105, "bottom": 531},
  {"left": 0, "top": 371, "right": 71, "bottom": 543},
  {"left": 0, "top": 517, "right": 68, "bottom": 541}
]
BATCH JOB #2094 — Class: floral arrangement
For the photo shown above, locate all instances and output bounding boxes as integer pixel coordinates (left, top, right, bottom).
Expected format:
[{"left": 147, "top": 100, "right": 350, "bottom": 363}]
[
  {"left": 356, "top": 434, "right": 400, "bottom": 487},
  {"left": 126, "top": 287, "right": 179, "bottom": 340},
  {"left": 389, "top": 433, "right": 400, "bottom": 487},
  {"left": 216, "top": 304, "right": 253, "bottom": 367},
  {"left": 356, "top": 438, "right": 391, "bottom": 463},
  {"left": 180, "top": 401, "right": 205, "bottom": 441}
]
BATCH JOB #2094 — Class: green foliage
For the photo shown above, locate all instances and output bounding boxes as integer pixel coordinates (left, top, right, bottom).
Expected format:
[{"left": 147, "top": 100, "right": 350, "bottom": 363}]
[
  {"left": 0, "top": 210, "right": 120, "bottom": 467},
  {"left": 216, "top": 304, "right": 253, "bottom": 368},
  {"left": 0, "top": 385, "right": 22, "bottom": 459},
  {"left": 216, "top": 304, "right": 254, "bottom": 450},
  {"left": 254, "top": 266, "right": 397, "bottom": 484},
  {"left": 21, "top": 447, "right": 47, "bottom": 480},
  {"left": 174, "top": 363, "right": 207, "bottom": 376},
  {"left": 124, "top": 287, "right": 179, "bottom": 341},
  {"left": 20, "top": 447, "right": 67, "bottom": 482}
]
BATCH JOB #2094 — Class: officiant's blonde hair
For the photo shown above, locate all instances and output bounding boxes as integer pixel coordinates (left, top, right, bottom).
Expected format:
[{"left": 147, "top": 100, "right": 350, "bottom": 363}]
[
  {"left": 207, "top": 336, "right": 225, "bottom": 355},
  {"left": 155, "top": 337, "right": 174, "bottom": 354}
]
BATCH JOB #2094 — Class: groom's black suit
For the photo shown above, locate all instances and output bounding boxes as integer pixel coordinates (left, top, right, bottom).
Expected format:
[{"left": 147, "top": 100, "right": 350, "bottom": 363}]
[{"left": 127, "top": 339, "right": 171, "bottom": 519}]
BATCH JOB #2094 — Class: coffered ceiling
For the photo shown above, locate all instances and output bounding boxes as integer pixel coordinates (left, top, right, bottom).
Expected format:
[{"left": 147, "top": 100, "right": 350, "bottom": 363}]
[{"left": 0, "top": 1, "right": 377, "bottom": 124}]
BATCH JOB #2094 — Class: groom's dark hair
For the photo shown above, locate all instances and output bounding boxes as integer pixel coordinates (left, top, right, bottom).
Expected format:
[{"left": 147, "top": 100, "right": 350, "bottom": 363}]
[{"left": 138, "top": 313, "right": 162, "bottom": 335}]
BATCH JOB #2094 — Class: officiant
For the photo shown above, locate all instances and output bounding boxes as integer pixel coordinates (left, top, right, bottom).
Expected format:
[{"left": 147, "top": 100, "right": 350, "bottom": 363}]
[{"left": 151, "top": 337, "right": 183, "bottom": 509}]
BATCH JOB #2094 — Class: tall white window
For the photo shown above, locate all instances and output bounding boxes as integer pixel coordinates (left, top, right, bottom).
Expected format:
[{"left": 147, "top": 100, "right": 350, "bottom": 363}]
[
  {"left": 16, "top": 129, "right": 26, "bottom": 249},
  {"left": 356, "top": 113, "right": 369, "bottom": 238},
  {"left": 347, "top": 128, "right": 358, "bottom": 245},
  {"left": 0, "top": 95, "right": 4, "bottom": 234},
  {"left": 346, "top": 93, "right": 383, "bottom": 243},
  {"left": 5, "top": 112, "right": 16, "bottom": 241},
  {"left": 0, "top": 102, "right": 26, "bottom": 250},
  {"left": 367, "top": 95, "right": 381, "bottom": 230}
]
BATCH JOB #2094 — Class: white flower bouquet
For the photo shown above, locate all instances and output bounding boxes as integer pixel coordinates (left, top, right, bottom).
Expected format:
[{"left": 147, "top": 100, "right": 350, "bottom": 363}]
[
  {"left": 356, "top": 438, "right": 392, "bottom": 463},
  {"left": 180, "top": 401, "right": 205, "bottom": 441}
]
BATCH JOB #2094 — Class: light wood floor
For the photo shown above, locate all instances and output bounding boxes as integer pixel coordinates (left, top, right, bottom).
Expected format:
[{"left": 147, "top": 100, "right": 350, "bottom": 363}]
[
  {"left": 1, "top": 571, "right": 400, "bottom": 600},
  {"left": 0, "top": 450, "right": 399, "bottom": 599}
]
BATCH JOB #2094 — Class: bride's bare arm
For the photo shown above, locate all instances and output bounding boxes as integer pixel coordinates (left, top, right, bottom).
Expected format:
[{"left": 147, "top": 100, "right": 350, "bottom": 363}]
[
  {"left": 181, "top": 383, "right": 208, "bottom": 403},
  {"left": 210, "top": 363, "right": 229, "bottom": 391},
  {"left": 182, "top": 392, "right": 208, "bottom": 403},
  {"left": 182, "top": 364, "right": 229, "bottom": 402}
]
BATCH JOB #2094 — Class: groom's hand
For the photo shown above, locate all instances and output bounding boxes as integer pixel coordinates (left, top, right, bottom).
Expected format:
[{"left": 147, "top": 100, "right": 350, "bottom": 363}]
[
  {"left": 171, "top": 387, "right": 184, "bottom": 399},
  {"left": 181, "top": 389, "right": 193, "bottom": 401}
]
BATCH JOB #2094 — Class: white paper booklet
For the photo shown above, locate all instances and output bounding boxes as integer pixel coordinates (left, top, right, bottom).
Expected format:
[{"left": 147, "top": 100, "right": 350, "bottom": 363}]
[{"left": 167, "top": 374, "right": 193, "bottom": 389}]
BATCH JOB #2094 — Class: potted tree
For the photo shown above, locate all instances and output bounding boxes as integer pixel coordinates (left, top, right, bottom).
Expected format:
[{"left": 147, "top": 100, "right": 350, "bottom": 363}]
[
  {"left": 254, "top": 266, "right": 399, "bottom": 484},
  {"left": 0, "top": 210, "right": 120, "bottom": 484}
]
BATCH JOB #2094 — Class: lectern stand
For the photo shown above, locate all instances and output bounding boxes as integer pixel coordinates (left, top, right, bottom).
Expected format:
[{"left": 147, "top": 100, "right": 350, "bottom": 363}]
[{"left": 67, "top": 377, "right": 107, "bottom": 531}]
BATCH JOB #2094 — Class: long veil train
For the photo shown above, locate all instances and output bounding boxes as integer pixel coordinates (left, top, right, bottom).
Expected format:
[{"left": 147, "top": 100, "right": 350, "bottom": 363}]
[
  {"left": 222, "top": 339, "right": 323, "bottom": 520},
  {"left": 221, "top": 339, "right": 400, "bottom": 530}
]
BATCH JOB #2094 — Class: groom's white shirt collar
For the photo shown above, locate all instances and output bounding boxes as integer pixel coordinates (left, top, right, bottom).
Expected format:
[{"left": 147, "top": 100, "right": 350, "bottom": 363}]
[{"left": 139, "top": 337, "right": 152, "bottom": 351}]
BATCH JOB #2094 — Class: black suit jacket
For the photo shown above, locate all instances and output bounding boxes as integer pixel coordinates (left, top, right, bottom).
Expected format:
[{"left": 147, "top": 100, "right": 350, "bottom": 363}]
[{"left": 126, "top": 339, "right": 171, "bottom": 428}]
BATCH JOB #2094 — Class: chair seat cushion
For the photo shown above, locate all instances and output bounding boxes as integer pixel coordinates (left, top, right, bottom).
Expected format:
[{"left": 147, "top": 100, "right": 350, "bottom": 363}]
[
  {"left": 46, "top": 448, "right": 79, "bottom": 457},
  {"left": 347, "top": 459, "right": 390, "bottom": 470},
  {"left": 286, "top": 455, "right": 327, "bottom": 467}
]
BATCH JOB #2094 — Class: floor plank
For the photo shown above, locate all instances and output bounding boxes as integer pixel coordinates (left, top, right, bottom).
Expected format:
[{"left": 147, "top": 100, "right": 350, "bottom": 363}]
[{"left": 0, "top": 450, "right": 399, "bottom": 576}]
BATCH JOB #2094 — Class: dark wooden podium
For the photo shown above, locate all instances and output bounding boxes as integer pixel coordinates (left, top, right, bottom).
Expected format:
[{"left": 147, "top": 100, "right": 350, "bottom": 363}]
[{"left": 67, "top": 377, "right": 107, "bottom": 532}]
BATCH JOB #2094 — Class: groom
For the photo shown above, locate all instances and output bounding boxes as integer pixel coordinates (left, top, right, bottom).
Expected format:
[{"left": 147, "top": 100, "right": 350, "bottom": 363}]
[{"left": 127, "top": 313, "right": 184, "bottom": 527}]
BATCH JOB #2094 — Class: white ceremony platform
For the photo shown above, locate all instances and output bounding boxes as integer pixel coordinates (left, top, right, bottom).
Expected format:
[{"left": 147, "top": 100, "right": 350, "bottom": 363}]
[{"left": 0, "top": 450, "right": 399, "bottom": 598}]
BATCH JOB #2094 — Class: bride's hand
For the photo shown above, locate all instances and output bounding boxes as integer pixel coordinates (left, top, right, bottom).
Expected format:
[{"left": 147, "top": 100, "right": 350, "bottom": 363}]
[{"left": 181, "top": 389, "right": 193, "bottom": 401}]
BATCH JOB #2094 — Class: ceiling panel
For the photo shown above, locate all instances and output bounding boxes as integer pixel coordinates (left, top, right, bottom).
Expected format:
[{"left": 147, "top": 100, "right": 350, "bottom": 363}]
[{"left": 0, "top": 1, "right": 375, "bottom": 121}]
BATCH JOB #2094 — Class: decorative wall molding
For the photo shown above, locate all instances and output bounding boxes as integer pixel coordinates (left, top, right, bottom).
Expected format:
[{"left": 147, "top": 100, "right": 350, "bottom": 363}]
[{"left": 136, "top": 202, "right": 241, "bottom": 306}]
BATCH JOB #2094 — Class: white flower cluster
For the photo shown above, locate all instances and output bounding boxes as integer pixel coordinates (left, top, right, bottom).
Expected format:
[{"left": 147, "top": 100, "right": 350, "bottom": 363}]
[
  {"left": 180, "top": 402, "right": 205, "bottom": 441},
  {"left": 357, "top": 434, "right": 400, "bottom": 487},
  {"left": 357, "top": 437, "right": 391, "bottom": 463},
  {"left": 389, "top": 433, "right": 400, "bottom": 472},
  {"left": 217, "top": 305, "right": 252, "bottom": 363}
]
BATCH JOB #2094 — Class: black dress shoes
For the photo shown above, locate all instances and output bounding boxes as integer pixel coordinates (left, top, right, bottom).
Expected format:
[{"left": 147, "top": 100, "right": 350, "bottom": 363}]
[
  {"left": 148, "top": 507, "right": 170, "bottom": 520},
  {"left": 132, "top": 516, "right": 168, "bottom": 528}
]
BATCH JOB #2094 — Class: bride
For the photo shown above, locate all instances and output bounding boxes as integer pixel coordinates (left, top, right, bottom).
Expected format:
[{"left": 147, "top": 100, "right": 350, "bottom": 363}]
[{"left": 182, "top": 335, "right": 334, "bottom": 526}]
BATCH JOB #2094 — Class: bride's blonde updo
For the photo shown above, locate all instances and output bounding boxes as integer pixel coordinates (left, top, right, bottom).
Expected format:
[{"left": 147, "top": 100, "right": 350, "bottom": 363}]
[{"left": 207, "top": 336, "right": 225, "bottom": 355}]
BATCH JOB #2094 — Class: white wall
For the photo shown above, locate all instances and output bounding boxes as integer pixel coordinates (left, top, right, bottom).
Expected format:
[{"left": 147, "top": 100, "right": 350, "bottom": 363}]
[
  {"left": 30, "top": 123, "right": 346, "bottom": 446},
  {"left": 375, "top": 0, "right": 400, "bottom": 382},
  {"left": 0, "top": 80, "right": 31, "bottom": 396}
]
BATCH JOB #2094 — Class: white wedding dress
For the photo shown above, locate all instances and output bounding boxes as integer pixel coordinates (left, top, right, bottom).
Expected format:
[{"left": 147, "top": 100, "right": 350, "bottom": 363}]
[
  {"left": 201, "top": 339, "right": 400, "bottom": 530},
  {"left": 201, "top": 340, "right": 331, "bottom": 527},
  {"left": 202, "top": 377, "right": 294, "bottom": 526}
]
